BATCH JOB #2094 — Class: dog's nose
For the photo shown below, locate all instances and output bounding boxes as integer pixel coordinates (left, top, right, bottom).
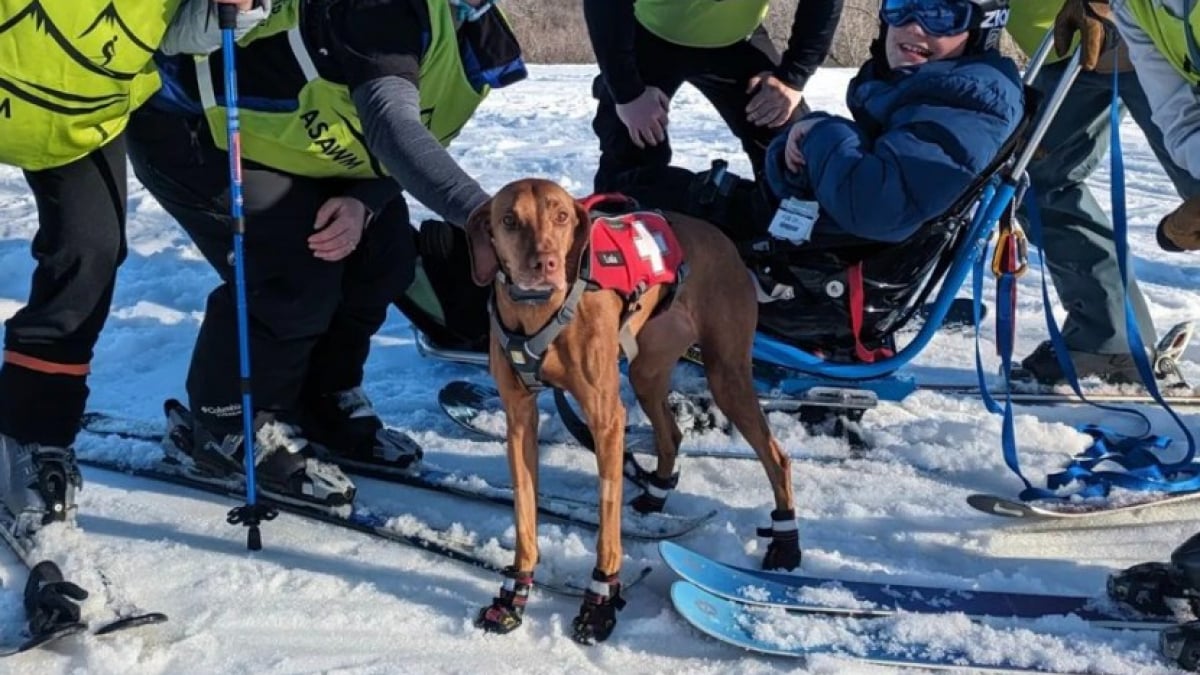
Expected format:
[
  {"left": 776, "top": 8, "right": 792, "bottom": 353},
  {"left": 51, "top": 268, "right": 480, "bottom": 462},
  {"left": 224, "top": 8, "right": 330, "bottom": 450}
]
[{"left": 533, "top": 255, "right": 558, "bottom": 273}]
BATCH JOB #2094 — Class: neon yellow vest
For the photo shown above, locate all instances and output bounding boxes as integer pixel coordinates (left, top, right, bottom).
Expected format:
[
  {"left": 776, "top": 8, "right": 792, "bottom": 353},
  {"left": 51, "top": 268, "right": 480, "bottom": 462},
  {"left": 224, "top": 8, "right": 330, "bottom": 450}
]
[
  {"left": 634, "top": 0, "right": 769, "bottom": 48},
  {"left": 0, "top": 0, "right": 181, "bottom": 170},
  {"left": 197, "top": 0, "right": 487, "bottom": 178},
  {"left": 1006, "top": 1, "right": 1073, "bottom": 64},
  {"left": 1125, "top": 0, "right": 1200, "bottom": 85}
]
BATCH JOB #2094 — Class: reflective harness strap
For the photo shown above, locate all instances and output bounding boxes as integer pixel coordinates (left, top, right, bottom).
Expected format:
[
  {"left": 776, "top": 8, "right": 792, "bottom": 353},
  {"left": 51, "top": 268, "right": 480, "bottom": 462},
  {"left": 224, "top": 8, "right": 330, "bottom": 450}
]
[
  {"left": 490, "top": 273, "right": 590, "bottom": 391},
  {"left": 195, "top": 27, "right": 318, "bottom": 111},
  {"left": 846, "top": 263, "right": 894, "bottom": 363}
]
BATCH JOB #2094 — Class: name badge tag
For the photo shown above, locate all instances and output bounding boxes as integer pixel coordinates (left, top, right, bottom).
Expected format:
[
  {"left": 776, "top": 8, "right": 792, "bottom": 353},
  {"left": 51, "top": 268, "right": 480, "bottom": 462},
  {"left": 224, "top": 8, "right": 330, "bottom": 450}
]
[{"left": 768, "top": 198, "right": 819, "bottom": 244}]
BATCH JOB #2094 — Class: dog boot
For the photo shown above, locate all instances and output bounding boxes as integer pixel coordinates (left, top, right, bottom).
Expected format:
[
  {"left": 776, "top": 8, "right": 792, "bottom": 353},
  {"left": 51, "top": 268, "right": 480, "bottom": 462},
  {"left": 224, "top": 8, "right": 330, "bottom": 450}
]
[
  {"left": 629, "top": 472, "right": 679, "bottom": 514},
  {"left": 571, "top": 568, "right": 626, "bottom": 645},
  {"left": 474, "top": 567, "right": 533, "bottom": 634},
  {"left": 758, "top": 508, "right": 802, "bottom": 571}
]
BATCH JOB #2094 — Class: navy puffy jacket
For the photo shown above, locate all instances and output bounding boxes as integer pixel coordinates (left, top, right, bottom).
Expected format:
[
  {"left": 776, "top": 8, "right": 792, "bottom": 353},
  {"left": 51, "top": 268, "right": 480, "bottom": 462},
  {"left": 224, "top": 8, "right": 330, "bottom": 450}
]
[{"left": 764, "top": 50, "right": 1024, "bottom": 243}]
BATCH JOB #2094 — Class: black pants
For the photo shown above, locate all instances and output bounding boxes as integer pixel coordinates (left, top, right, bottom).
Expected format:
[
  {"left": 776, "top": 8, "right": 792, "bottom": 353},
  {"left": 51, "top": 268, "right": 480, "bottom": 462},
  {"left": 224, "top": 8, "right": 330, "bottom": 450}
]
[
  {"left": 0, "top": 138, "right": 129, "bottom": 447},
  {"left": 592, "top": 25, "right": 794, "bottom": 193},
  {"left": 126, "top": 107, "right": 414, "bottom": 435}
]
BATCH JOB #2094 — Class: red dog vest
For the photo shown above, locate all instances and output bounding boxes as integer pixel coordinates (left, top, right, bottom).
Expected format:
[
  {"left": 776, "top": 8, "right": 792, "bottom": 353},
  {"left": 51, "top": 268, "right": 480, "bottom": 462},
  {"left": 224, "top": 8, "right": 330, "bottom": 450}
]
[{"left": 584, "top": 206, "right": 685, "bottom": 297}]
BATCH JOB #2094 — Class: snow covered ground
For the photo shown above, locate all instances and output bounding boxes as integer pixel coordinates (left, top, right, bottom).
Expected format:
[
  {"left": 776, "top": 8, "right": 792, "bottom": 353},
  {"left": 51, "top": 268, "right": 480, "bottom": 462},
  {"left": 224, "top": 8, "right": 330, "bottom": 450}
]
[{"left": 1, "top": 65, "right": 1199, "bottom": 674}]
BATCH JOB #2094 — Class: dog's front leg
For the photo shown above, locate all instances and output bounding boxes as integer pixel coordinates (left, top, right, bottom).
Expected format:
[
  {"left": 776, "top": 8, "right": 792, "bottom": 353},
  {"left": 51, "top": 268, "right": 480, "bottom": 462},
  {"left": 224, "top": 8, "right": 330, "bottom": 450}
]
[
  {"left": 475, "top": 367, "right": 539, "bottom": 635},
  {"left": 571, "top": 374, "right": 628, "bottom": 644},
  {"left": 506, "top": 384, "right": 541, "bottom": 574}
]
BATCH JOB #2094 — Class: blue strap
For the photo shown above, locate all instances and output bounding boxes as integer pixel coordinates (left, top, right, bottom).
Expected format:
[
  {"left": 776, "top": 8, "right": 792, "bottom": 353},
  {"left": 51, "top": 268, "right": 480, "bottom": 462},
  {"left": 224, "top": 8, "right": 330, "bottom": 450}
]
[
  {"left": 971, "top": 182, "right": 1032, "bottom": 490},
  {"left": 1106, "top": 63, "right": 1197, "bottom": 468},
  {"left": 999, "top": 57, "right": 1199, "bottom": 504}
]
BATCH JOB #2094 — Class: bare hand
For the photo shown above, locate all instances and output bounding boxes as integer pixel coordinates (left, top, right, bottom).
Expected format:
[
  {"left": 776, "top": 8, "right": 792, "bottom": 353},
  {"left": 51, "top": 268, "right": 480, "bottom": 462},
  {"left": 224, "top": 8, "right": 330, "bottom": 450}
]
[
  {"left": 212, "top": 0, "right": 255, "bottom": 12},
  {"left": 616, "top": 86, "right": 670, "bottom": 149},
  {"left": 746, "top": 72, "right": 804, "bottom": 128},
  {"left": 784, "top": 117, "right": 822, "bottom": 172},
  {"left": 309, "top": 196, "right": 367, "bottom": 262}
]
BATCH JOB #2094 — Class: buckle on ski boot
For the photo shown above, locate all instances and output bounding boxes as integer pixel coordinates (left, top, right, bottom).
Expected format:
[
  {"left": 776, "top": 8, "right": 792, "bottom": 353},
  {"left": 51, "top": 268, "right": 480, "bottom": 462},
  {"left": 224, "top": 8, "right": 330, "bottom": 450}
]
[
  {"left": 34, "top": 447, "right": 82, "bottom": 524},
  {"left": 475, "top": 567, "right": 533, "bottom": 634},
  {"left": 1107, "top": 562, "right": 1192, "bottom": 618},
  {"left": 571, "top": 568, "right": 626, "bottom": 645},
  {"left": 757, "top": 508, "right": 801, "bottom": 571},
  {"left": 1162, "top": 621, "right": 1200, "bottom": 672}
]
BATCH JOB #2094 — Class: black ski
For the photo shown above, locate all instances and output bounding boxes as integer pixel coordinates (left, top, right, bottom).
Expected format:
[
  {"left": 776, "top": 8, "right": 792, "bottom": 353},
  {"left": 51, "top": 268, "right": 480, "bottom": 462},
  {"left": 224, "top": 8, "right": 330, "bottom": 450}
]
[
  {"left": 79, "top": 412, "right": 715, "bottom": 541},
  {"left": 75, "top": 454, "right": 652, "bottom": 597}
]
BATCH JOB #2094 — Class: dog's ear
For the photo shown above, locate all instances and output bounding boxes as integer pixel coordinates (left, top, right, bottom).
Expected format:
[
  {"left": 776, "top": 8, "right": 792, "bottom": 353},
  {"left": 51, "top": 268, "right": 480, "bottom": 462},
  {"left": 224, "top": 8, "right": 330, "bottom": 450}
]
[
  {"left": 567, "top": 201, "right": 594, "bottom": 278},
  {"left": 465, "top": 199, "right": 498, "bottom": 287}
]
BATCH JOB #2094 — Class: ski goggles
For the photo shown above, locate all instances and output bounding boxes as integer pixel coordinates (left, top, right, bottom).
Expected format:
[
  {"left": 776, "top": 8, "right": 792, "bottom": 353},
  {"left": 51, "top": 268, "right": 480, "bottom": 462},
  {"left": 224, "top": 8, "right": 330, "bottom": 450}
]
[{"left": 880, "top": 0, "right": 975, "bottom": 37}]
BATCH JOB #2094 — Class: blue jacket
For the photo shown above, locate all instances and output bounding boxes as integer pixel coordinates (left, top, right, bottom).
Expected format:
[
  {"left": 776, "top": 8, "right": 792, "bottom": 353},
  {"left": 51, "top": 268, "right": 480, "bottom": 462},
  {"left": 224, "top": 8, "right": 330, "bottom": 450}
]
[{"left": 764, "top": 50, "right": 1024, "bottom": 243}]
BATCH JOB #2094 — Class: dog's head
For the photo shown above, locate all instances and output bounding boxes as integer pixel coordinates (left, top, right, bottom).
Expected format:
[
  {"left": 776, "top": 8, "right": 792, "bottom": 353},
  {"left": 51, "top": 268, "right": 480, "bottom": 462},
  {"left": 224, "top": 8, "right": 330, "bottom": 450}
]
[{"left": 466, "top": 178, "right": 591, "bottom": 292}]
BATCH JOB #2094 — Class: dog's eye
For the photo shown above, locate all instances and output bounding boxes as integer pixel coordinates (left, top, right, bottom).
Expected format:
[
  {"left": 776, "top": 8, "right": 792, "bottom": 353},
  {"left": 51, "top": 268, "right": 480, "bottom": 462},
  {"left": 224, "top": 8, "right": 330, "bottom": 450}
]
[
  {"left": 501, "top": 214, "right": 518, "bottom": 231},
  {"left": 554, "top": 211, "right": 570, "bottom": 226}
]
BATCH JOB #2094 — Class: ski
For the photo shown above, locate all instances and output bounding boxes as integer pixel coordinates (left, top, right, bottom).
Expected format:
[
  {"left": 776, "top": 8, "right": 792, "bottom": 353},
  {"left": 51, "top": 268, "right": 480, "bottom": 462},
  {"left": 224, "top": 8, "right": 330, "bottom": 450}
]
[
  {"left": 1, "top": 512, "right": 168, "bottom": 656},
  {"left": 437, "top": 380, "right": 822, "bottom": 462},
  {"left": 80, "top": 411, "right": 715, "bottom": 541},
  {"left": 76, "top": 453, "right": 661, "bottom": 597},
  {"left": 966, "top": 491, "right": 1200, "bottom": 521},
  {"left": 671, "top": 581, "right": 1070, "bottom": 673},
  {"left": 658, "top": 541, "right": 1170, "bottom": 629},
  {"left": 73, "top": 453, "right": 599, "bottom": 595}
]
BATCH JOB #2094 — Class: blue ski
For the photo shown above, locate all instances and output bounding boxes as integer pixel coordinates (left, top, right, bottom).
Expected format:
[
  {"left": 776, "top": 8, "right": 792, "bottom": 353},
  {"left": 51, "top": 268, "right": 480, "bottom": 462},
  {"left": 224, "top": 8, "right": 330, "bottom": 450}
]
[
  {"left": 671, "top": 581, "right": 1072, "bottom": 673},
  {"left": 659, "top": 541, "right": 1171, "bottom": 630}
]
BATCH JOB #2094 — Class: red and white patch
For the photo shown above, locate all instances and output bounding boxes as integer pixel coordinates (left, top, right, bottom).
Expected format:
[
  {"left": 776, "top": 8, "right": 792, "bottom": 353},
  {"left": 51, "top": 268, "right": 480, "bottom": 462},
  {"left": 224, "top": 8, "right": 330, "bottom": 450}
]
[{"left": 585, "top": 209, "right": 685, "bottom": 297}]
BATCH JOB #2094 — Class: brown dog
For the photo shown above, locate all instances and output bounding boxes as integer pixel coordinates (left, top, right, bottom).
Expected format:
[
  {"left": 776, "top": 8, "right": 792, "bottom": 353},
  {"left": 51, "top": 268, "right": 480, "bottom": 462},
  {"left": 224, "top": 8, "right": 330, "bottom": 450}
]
[{"left": 467, "top": 178, "right": 796, "bottom": 644}]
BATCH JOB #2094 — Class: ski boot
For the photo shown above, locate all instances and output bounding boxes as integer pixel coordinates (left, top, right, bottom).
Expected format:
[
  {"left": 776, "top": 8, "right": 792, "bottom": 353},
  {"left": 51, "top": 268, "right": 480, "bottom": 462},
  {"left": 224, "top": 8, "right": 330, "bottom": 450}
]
[
  {"left": 475, "top": 567, "right": 534, "bottom": 634},
  {"left": 162, "top": 399, "right": 356, "bottom": 512},
  {"left": 0, "top": 433, "right": 82, "bottom": 536},
  {"left": 685, "top": 159, "right": 776, "bottom": 238},
  {"left": 1109, "top": 532, "right": 1200, "bottom": 620},
  {"left": 571, "top": 568, "right": 626, "bottom": 645},
  {"left": 1163, "top": 621, "right": 1200, "bottom": 671},
  {"left": 303, "top": 387, "right": 424, "bottom": 472},
  {"left": 758, "top": 508, "right": 802, "bottom": 571}
]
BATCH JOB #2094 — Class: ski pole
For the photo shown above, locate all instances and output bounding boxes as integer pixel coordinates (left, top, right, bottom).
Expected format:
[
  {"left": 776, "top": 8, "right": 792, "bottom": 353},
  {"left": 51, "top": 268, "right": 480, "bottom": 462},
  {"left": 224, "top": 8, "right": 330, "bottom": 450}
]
[{"left": 217, "top": 1, "right": 274, "bottom": 551}]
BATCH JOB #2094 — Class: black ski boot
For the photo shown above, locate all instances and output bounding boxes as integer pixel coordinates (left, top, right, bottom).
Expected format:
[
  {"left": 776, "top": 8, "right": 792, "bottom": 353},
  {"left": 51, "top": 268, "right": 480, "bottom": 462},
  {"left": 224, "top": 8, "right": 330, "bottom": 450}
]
[
  {"left": 162, "top": 399, "right": 356, "bottom": 511},
  {"left": 475, "top": 567, "right": 533, "bottom": 634},
  {"left": 758, "top": 508, "right": 802, "bottom": 571},
  {"left": 571, "top": 568, "right": 626, "bottom": 645},
  {"left": 1108, "top": 532, "right": 1200, "bottom": 619},
  {"left": 1162, "top": 621, "right": 1200, "bottom": 671},
  {"left": 685, "top": 160, "right": 776, "bottom": 239},
  {"left": 303, "top": 386, "right": 424, "bottom": 471}
]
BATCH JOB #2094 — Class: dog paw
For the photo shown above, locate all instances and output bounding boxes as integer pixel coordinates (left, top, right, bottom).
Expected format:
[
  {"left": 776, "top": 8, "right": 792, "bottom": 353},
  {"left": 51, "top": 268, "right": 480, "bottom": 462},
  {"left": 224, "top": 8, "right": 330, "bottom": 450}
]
[
  {"left": 758, "top": 508, "right": 802, "bottom": 571},
  {"left": 571, "top": 569, "right": 626, "bottom": 645},
  {"left": 629, "top": 472, "right": 679, "bottom": 514},
  {"left": 475, "top": 603, "right": 524, "bottom": 634},
  {"left": 474, "top": 567, "right": 533, "bottom": 634}
]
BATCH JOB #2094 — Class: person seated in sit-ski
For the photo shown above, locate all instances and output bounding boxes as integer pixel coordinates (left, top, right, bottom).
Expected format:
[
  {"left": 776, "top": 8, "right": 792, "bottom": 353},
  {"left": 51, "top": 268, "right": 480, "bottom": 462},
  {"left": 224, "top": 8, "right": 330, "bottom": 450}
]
[{"left": 762, "top": 0, "right": 1024, "bottom": 247}]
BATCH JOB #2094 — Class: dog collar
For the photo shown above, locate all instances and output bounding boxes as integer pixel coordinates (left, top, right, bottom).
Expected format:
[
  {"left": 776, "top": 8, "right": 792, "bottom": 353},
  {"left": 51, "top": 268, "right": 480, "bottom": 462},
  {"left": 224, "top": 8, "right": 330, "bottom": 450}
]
[{"left": 497, "top": 270, "right": 556, "bottom": 305}]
